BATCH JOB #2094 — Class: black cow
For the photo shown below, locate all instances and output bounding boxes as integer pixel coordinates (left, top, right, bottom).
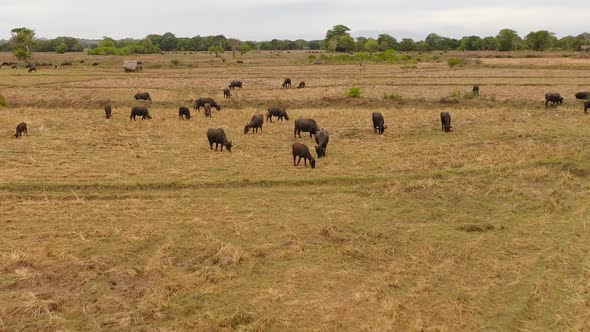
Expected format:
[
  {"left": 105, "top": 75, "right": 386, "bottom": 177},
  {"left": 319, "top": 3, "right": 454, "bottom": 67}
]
[
  {"left": 440, "top": 112, "right": 452, "bottom": 132},
  {"left": 204, "top": 103, "right": 212, "bottom": 118},
  {"left": 292, "top": 143, "right": 316, "bottom": 169},
  {"left": 14, "top": 122, "right": 27, "bottom": 138},
  {"left": 130, "top": 106, "right": 152, "bottom": 120},
  {"left": 545, "top": 93, "right": 563, "bottom": 108},
  {"left": 194, "top": 97, "right": 221, "bottom": 112},
  {"left": 229, "top": 80, "right": 242, "bottom": 89},
  {"left": 105, "top": 105, "right": 112, "bottom": 119},
  {"left": 575, "top": 92, "right": 590, "bottom": 100},
  {"left": 134, "top": 92, "right": 152, "bottom": 102},
  {"left": 28, "top": 67, "right": 36, "bottom": 72},
  {"left": 178, "top": 106, "right": 191, "bottom": 120},
  {"left": 372, "top": 112, "right": 387, "bottom": 134},
  {"left": 584, "top": 100, "right": 590, "bottom": 115},
  {"left": 282, "top": 78, "right": 292, "bottom": 88},
  {"left": 314, "top": 129, "right": 329, "bottom": 158},
  {"left": 207, "top": 128, "right": 232, "bottom": 152},
  {"left": 223, "top": 88, "right": 231, "bottom": 99},
  {"left": 472, "top": 85, "right": 479, "bottom": 96},
  {"left": 294, "top": 118, "right": 318, "bottom": 138},
  {"left": 297, "top": 81, "right": 306, "bottom": 89},
  {"left": 244, "top": 113, "right": 264, "bottom": 134},
  {"left": 266, "top": 106, "right": 289, "bottom": 122}
]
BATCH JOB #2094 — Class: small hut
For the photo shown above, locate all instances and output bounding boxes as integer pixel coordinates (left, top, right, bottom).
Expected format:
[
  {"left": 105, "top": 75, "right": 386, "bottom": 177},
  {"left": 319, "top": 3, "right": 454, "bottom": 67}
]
[{"left": 123, "top": 60, "right": 143, "bottom": 72}]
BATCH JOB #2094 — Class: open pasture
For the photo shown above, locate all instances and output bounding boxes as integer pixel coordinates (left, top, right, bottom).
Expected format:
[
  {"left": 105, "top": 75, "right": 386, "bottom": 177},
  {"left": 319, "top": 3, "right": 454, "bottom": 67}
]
[{"left": 0, "top": 51, "right": 589, "bottom": 330}]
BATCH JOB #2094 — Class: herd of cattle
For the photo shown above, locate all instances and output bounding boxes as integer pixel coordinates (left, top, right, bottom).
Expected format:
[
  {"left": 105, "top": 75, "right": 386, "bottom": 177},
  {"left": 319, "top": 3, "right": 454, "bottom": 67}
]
[{"left": 8, "top": 78, "right": 590, "bottom": 169}]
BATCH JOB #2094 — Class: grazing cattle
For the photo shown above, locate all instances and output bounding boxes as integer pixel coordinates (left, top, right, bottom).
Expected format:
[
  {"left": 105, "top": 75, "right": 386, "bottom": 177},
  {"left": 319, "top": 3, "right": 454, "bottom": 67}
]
[
  {"left": 92, "top": 62, "right": 99, "bottom": 66},
  {"left": 61, "top": 61, "right": 72, "bottom": 66},
  {"left": 236, "top": 60, "right": 244, "bottom": 64},
  {"left": 229, "top": 80, "right": 243, "bottom": 89},
  {"left": 223, "top": 88, "right": 231, "bottom": 99},
  {"left": 294, "top": 118, "right": 319, "bottom": 138},
  {"left": 207, "top": 128, "right": 232, "bottom": 152},
  {"left": 314, "top": 128, "right": 329, "bottom": 158},
  {"left": 194, "top": 97, "right": 221, "bottom": 112},
  {"left": 297, "top": 81, "right": 306, "bottom": 89},
  {"left": 372, "top": 112, "right": 387, "bottom": 134},
  {"left": 27, "top": 67, "right": 36, "bottom": 73},
  {"left": 105, "top": 105, "right": 112, "bottom": 119},
  {"left": 204, "top": 103, "right": 212, "bottom": 117},
  {"left": 134, "top": 92, "right": 152, "bottom": 102},
  {"left": 545, "top": 93, "right": 563, "bottom": 108},
  {"left": 292, "top": 143, "right": 316, "bottom": 169},
  {"left": 266, "top": 106, "right": 289, "bottom": 122},
  {"left": 14, "top": 122, "right": 27, "bottom": 138},
  {"left": 178, "top": 106, "right": 191, "bottom": 120},
  {"left": 575, "top": 92, "right": 590, "bottom": 100},
  {"left": 585, "top": 100, "right": 590, "bottom": 114},
  {"left": 282, "top": 78, "right": 292, "bottom": 88},
  {"left": 472, "top": 85, "right": 479, "bottom": 95},
  {"left": 244, "top": 113, "right": 264, "bottom": 134},
  {"left": 130, "top": 106, "right": 152, "bottom": 120},
  {"left": 440, "top": 112, "right": 452, "bottom": 132}
]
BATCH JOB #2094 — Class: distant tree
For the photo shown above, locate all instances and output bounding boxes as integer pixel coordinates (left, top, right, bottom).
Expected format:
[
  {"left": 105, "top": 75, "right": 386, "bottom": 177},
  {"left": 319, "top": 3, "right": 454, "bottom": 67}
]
[
  {"left": 459, "top": 36, "right": 482, "bottom": 51},
  {"left": 398, "top": 38, "right": 416, "bottom": 52},
  {"left": 365, "top": 39, "right": 379, "bottom": 54},
  {"left": 377, "top": 34, "right": 398, "bottom": 51},
  {"left": 415, "top": 41, "right": 430, "bottom": 52},
  {"left": 557, "top": 36, "right": 576, "bottom": 50},
  {"left": 355, "top": 37, "right": 368, "bottom": 51},
  {"left": 308, "top": 40, "right": 321, "bottom": 50},
  {"left": 159, "top": 32, "right": 178, "bottom": 51},
  {"left": 227, "top": 38, "right": 241, "bottom": 57},
  {"left": 525, "top": 30, "right": 557, "bottom": 51},
  {"left": 10, "top": 27, "right": 35, "bottom": 60},
  {"left": 324, "top": 24, "right": 355, "bottom": 52},
  {"left": 54, "top": 43, "right": 68, "bottom": 54},
  {"left": 208, "top": 45, "right": 224, "bottom": 57},
  {"left": 294, "top": 39, "right": 308, "bottom": 49},
  {"left": 425, "top": 33, "right": 444, "bottom": 50},
  {"left": 481, "top": 36, "right": 497, "bottom": 50},
  {"left": 238, "top": 43, "right": 252, "bottom": 55},
  {"left": 496, "top": 29, "right": 521, "bottom": 51}
]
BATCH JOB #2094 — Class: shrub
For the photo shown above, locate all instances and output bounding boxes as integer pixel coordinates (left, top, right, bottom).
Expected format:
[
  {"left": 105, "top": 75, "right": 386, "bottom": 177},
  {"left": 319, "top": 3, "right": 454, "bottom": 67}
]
[
  {"left": 346, "top": 87, "right": 361, "bottom": 98},
  {"left": 447, "top": 57, "right": 465, "bottom": 67},
  {"left": 308, "top": 54, "right": 316, "bottom": 60},
  {"left": 384, "top": 93, "right": 403, "bottom": 101},
  {"left": 0, "top": 94, "right": 7, "bottom": 107},
  {"left": 432, "top": 55, "right": 440, "bottom": 61}
]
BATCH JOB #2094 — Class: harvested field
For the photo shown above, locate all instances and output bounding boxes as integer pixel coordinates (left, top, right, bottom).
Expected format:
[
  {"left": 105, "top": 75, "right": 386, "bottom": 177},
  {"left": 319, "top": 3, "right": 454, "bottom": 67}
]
[{"left": 0, "top": 51, "right": 589, "bottom": 330}]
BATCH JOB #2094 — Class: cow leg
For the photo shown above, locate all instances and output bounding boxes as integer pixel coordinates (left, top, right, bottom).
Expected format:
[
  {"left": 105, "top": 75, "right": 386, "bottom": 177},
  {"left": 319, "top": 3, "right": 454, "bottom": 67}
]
[
  {"left": 304, "top": 158, "right": 307, "bottom": 167},
  {"left": 209, "top": 143, "right": 213, "bottom": 150},
  {"left": 297, "top": 157, "right": 302, "bottom": 166},
  {"left": 293, "top": 155, "right": 296, "bottom": 166}
]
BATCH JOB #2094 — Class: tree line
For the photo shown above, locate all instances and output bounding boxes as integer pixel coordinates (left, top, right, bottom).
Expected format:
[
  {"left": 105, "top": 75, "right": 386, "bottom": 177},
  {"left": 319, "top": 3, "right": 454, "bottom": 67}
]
[{"left": 3, "top": 26, "right": 590, "bottom": 60}]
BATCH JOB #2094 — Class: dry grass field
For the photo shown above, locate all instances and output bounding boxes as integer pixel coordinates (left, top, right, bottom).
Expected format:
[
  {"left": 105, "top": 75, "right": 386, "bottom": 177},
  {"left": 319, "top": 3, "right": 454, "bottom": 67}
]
[{"left": 0, "top": 51, "right": 589, "bottom": 330}]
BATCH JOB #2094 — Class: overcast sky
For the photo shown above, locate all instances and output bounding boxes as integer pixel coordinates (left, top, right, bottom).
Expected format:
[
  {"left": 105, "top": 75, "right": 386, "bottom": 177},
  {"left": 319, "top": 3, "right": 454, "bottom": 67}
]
[{"left": 1, "top": 0, "right": 588, "bottom": 41}]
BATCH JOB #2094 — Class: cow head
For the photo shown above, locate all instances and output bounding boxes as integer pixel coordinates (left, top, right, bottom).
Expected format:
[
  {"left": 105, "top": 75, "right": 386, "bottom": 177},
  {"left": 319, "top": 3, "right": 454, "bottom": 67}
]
[
  {"left": 215, "top": 104, "right": 221, "bottom": 111},
  {"left": 244, "top": 124, "right": 250, "bottom": 135},
  {"left": 225, "top": 141, "right": 233, "bottom": 152},
  {"left": 284, "top": 113, "right": 289, "bottom": 120},
  {"left": 309, "top": 158, "right": 316, "bottom": 169},
  {"left": 559, "top": 97, "right": 564, "bottom": 104},
  {"left": 315, "top": 146, "right": 324, "bottom": 158},
  {"left": 443, "top": 125, "right": 452, "bottom": 133}
]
